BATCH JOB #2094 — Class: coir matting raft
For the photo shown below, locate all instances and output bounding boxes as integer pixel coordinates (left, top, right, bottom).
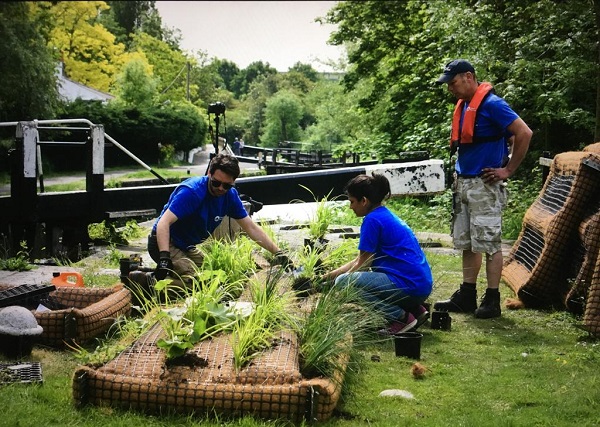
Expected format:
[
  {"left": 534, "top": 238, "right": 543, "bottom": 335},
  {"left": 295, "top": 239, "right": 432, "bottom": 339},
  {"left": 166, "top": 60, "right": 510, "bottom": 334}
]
[
  {"left": 72, "top": 320, "right": 343, "bottom": 423},
  {"left": 0, "top": 284, "right": 132, "bottom": 348},
  {"left": 502, "top": 148, "right": 600, "bottom": 308}
]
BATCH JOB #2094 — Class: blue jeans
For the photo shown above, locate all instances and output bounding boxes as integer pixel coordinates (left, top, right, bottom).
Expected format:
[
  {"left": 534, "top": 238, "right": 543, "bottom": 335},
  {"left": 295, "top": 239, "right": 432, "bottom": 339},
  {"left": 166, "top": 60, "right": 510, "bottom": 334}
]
[{"left": 335, "top": 272, "right": 425, "bottom": 322}]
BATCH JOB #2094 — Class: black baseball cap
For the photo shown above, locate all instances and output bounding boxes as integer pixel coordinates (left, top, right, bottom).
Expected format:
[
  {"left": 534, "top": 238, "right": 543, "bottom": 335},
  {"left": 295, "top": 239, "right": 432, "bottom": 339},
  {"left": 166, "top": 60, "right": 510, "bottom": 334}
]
[{"left": 436, "top": 59, "right": 475, "bottom": 84}]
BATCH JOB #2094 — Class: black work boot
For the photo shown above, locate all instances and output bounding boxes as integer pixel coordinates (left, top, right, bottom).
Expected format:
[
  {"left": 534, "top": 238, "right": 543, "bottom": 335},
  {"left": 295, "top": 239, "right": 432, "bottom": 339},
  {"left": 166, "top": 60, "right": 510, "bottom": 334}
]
[
  {"left": 433, "top": 284, "right": 477, "bottom": 313},
  {"left": 474, "top": 288, "right": 501, "bottom": 319}
]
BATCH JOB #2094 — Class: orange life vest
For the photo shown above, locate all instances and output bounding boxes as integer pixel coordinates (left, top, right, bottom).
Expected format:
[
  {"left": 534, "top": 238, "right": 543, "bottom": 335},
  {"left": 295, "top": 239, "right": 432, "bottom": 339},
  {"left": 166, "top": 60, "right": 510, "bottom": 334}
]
[{"left": 450, "top": 82, "right": 494, "bottom": 148}]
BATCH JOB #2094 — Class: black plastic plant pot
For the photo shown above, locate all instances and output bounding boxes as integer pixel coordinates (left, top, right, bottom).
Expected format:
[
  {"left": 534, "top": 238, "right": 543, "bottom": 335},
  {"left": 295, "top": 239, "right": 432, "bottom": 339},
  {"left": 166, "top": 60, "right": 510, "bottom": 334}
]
[
  {"left": 292, "top": 277, "right": 313, "bottom": 298},
  {"left": 0, "top": 334, "right": 37, "bottom": 359},
  {"left": 431, "top": 311, "right": 452, "bottom": 331},
  {"left": 303, "top": 238, "right": 329, "bottom": 251},
  {"left": 393, "top": 332, "right": 423, "bottom": 359}
]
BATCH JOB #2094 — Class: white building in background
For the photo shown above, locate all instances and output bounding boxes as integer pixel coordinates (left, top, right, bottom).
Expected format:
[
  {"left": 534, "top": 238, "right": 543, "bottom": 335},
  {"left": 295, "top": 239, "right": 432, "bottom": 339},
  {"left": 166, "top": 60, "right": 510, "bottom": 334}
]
[{"left": 55, "top": 62, "right": 114, "bottom": 103}]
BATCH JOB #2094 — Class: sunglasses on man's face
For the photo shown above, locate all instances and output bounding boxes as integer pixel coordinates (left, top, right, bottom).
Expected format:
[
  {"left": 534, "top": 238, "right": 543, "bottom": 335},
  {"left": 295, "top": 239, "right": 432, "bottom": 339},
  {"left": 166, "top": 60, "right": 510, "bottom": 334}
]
[{"left": 210, "top": 178, "right": 234, "bottom": 190}]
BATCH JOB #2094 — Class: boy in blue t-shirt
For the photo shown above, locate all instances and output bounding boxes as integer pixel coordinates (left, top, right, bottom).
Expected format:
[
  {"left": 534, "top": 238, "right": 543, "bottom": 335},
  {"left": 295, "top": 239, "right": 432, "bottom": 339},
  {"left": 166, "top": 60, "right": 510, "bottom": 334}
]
[{"left": 323, "top": 173, "right": 433, "bottom": 335}]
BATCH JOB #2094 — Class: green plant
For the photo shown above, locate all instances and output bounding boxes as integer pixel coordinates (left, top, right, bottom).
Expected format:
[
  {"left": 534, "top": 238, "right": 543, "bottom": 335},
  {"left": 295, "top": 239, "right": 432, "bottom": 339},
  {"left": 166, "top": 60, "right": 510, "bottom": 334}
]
[
  {"left": 87, "top": 220, "right": 145, "bottom": 246},
  {"left": 155, "top": 269, "right": 243, "bottom": 359},
  {"left": 231, "top": 268, "right": 299, "bottom": 371},
  {"left": 298, "top": 282, "right": 385, "bottom": 385},
  {"left": 0, "top": 240, "right": 32, "bottom": 271},
  {"left": 70, "top": 314, "right": 153, "bottom": 367},
  {"left": 503, "top": 178, "right": 540, "bottom": 240},
  {"left": 198, "top": 236, "right": 257, "bottom": 297},
  {"left": 320, "top": 238, "right": 357, "bottom": 271},
  {"left": 103, "top": 244, "right": 125, "bottom": 268},
  {"left": 294, "top": 185, "right": 339, "bottom": 242}
]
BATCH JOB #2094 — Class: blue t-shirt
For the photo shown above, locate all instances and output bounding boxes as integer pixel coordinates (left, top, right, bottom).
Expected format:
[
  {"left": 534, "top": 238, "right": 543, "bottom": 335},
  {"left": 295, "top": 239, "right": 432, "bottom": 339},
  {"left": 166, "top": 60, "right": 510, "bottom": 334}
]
[
  {"left": 153, "top": 176, "right": 248, "bottom": 250},
  {"left": 358, "top": 206, "right": 433, "bottom": 297},
  {"left": 456, "top": 93, "right": 519, "bottom": 176}
]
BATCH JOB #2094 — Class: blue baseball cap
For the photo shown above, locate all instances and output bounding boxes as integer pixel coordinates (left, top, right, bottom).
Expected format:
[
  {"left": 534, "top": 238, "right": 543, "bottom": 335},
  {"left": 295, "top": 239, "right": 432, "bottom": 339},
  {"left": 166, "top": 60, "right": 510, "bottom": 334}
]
[{"left": 436, "top": 59, "right": 475, "bottom": 84}]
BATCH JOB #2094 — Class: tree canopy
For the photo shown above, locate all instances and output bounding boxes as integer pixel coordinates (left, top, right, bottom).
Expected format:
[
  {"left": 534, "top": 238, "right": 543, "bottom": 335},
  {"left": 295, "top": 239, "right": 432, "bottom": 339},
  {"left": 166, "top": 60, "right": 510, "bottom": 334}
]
[
  {"left": 323, "top": 0, "right": 599, "bottom": 169},
  {"left": 1, "top": 0, "right": 598, "bottom": 170}
]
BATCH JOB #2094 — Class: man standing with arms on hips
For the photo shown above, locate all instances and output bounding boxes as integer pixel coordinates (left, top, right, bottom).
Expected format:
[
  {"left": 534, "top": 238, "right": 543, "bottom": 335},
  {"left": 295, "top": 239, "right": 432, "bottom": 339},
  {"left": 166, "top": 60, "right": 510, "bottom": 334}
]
[{"left": 433, "top": 59, "right": 532, "bottom": 318}]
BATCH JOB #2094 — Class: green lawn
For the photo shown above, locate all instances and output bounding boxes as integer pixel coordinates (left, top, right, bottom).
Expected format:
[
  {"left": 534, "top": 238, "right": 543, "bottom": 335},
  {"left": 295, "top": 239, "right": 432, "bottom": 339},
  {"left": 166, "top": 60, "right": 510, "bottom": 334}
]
[{"left": 1, "top": 249, "right": 598, "bottom": 427}]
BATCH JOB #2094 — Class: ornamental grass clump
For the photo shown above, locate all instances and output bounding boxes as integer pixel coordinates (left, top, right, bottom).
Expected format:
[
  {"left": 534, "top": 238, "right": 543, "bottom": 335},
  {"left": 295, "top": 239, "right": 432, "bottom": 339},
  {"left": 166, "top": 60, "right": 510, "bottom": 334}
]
[
  {"left": 231, "top": 267, "right": 299, "bottom": 371},
  {"left": 292, "top": 238, "right": 356, "bottom": 296},
  {"left": 291, "top": 244, "right": 326, "bottom": 296},
  {"left": 298, "top": 283, "right": 385, "bottom": 385},
  {"left": 198, "top": 236, "right": 257, "bottom": 298},
  {"left": 293, "top": 185, "right": 339, "bottom": 243}
]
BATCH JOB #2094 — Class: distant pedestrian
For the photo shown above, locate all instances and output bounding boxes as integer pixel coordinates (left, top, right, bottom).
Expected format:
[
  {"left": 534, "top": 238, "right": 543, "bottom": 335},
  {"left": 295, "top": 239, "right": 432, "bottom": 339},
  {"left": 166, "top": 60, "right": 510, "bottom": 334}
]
[
  {"left": 232, "top": 138, "right": 241, "bottom": 156},
  {"left": 239, "top": 138, "right": 245, "bottom": 156}
]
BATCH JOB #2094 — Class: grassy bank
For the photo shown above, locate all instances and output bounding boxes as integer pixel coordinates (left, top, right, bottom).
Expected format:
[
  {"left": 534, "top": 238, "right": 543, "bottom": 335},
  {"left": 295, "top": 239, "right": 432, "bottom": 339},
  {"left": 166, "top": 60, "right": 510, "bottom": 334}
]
[{"left": 1, "top": 248, "right": 598, "bottom": 427}]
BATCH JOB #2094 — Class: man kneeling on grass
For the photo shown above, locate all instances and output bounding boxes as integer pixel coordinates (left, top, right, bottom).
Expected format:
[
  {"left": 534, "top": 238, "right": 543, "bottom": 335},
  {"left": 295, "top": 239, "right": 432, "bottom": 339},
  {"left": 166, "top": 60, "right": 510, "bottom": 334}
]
[{"left": 129, "top": 153, "right": 291, "bottom": 291}]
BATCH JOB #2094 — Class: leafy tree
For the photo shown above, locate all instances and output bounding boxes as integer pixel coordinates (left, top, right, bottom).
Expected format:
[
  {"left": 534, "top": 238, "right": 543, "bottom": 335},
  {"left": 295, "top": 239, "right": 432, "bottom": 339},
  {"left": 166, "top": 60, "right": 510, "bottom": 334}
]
[
  {"left": 241, "top": 74, "right": 282, "bottom": 145},
  {"left": 0, "top": 2, "right": 59, "bottom": 123},
  {"left": 211, "top": 59, "right": 241, "bottom": 92},
  {"left": 114, "top": 55, "right": 157, "bottom": 107},
  {"left": 304, "top": 80, "right": 369, "bottom": 154},
  {"left": 231, "top": 61, "right": 278, "bottom": 98},
  {"left": 32, "top": 1, "right": 127, "bottom": 93},
  {"left": 60, "top": 99, "right": 206, "bottom": 161},
  {"left": 279, "top": 69, "right": 316, "bottom": 96},
  {"left": 188, "top": 52, "right": 228, "bottom": 110},
  {"left": 324, "top": 0, "right": 599, "bottom": 170},
  {"left": 130, "top": 32, "right": 193, "bottom": 102},
  {"left": 105, "top": 1, "right": 169, "bottom": 47},
  {"left": 287, "top": 62, "right": 319, "bottom": 82},
  {"left": 261, "top": 91, "right": 304, "bottom": 146}
]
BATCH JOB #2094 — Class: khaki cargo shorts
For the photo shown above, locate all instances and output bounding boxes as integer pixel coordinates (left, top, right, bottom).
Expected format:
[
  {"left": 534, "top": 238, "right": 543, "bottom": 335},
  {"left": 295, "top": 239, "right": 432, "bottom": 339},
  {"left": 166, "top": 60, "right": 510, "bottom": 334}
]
[{"left": 451, "top": 176, "right": 507, "bottom": 255}]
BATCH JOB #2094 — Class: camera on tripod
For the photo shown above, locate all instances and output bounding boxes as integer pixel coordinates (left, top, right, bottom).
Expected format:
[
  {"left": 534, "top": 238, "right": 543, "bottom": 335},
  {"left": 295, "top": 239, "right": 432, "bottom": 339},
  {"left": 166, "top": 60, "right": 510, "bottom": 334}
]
[{"left": 208, "top": 102, "right": 226, "bottom": 115}]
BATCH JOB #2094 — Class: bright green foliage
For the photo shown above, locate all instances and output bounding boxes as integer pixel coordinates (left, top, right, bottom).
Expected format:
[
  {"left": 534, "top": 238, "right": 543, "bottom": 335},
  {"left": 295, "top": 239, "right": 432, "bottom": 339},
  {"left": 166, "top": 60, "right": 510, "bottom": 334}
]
[
  {"left": 240, "top": 73, "right": 281, "bottom": 144},
  {"left": 287, "top": 62, "right": 320, "bottom": 83},
  {"left": 231, "top": 60, "right": 278, "bottom": 98},
  {"left": 231, "top": 270, "right": 298, "bottom": 372},
  {"left": 129, "top": 32, "right": 194, "bottom": 102},
  {"left": 114, "top": 56, "right": 158, "bottom": 107},
  {"left": 298, "top": 283, "right": 385, "bottom": 381},
  {"left": 324, "top": 0, "right": 599, "bottom": 171},
  {"left": 260, "top": 90, "right": 304, "bottom": 146},
  {"left": 293, "top": 244, "right": 326, "bottom": 283},
  {"left": 0, "top": 240, "right": 32, "bottom": 271},
  {"left": 198, "top": 236, "right": 257, "bottom": 298},
  {"left": 303, "top": 80, "right": 370, "bottom": 154},
  {"left": 295, "top": 185, "right": 339, "bottom": 241},
  {"left": 211, "top": 58, "right": 240, "bottom": 93},
  {"left": 87, "top": 219, "right": 144, "bottom": 245},
  {"left": 155, "top": 270, "right": 242, "bottom": 359},
  {"left": 32, "top": 1, "right": 127, "bottom": 93},
  {"left": 105, "top": 1, "right": 168, "bottom": 47}
]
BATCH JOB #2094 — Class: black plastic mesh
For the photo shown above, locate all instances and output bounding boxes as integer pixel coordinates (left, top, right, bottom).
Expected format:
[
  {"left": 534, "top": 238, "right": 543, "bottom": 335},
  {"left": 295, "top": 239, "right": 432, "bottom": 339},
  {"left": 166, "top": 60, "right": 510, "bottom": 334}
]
[
  {"left": 0, "top": 284, "right": 56, "bottom": 309},
  {"left": 0, "top": 362, "right": 43, "bottom": 385}
]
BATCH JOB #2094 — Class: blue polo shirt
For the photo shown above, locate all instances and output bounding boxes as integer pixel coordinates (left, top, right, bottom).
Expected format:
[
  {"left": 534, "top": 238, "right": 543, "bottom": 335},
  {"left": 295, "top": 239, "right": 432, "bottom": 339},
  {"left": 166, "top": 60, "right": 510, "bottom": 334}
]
[
  {"left": 358, "top": 206, "right": 433, "bottom": 297},
  {"left": 456, "top": 93, "right": 519, "bottom": 176},
  {"left": 153, "top": 176, "right": 248, "bottom": 251}
]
